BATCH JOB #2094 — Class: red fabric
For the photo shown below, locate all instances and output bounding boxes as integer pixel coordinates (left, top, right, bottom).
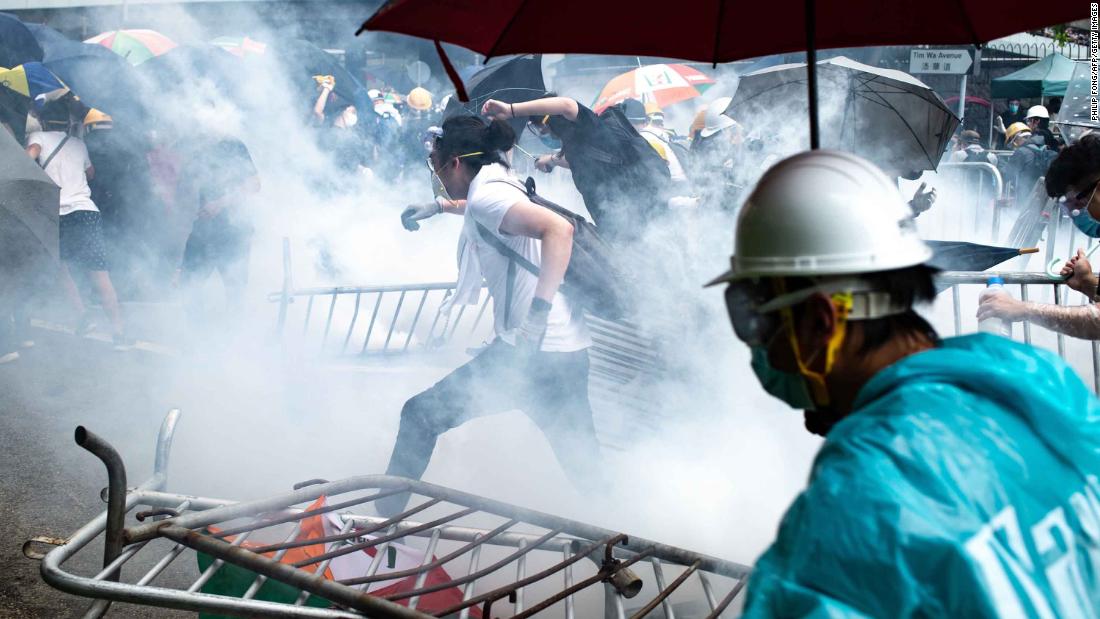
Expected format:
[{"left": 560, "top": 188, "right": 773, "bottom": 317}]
[{"left": 361, "top": 0, "right": 1085, "bottom": 63}]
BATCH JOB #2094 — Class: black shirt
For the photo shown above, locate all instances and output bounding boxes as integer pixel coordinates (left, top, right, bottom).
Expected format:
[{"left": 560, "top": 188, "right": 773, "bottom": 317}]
[{"left": 547, "top": 104, "right": 670, "bottom": 241}]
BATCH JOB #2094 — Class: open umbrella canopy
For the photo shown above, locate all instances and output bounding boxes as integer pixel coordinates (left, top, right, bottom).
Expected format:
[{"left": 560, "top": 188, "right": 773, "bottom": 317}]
[
  {"left": 460, "top": 54, "right": 545, "bottom": 135},
  {"left": 0, "top": 124, "right": 59, "bottom": 269},
  {"left": 0, "top": 62, "right": 69, "bottom": 110},
  {"left": 361, "top": 0, "right": 1083, "bottom": 146},
  {"left": 86, "top": 29, "right": 177, "bottom": 66},
  {"left": 27, "top": 23, "right": 115, "bottom": 63},
  {"left": 727, "top": 56, "right": 958, "bottom": 173},
  {"left": 211, "top": 35, "right": 268, "bottom": 58},
  {"left": 0, "top": 12, "right": 42, "bottom": 68},
  {"left": 593, "top": 63, "right": 713, "bottom": 113},
  {"left": 45, "top": 53, "right": 147, "bottom": 125},
  {"left": 991, "top": 53, "right": 1077, "bottom": 99},
  {"left": 268, "top": 38, "right": 367, "bottom": 109},
  {"left": 361, "top": 1, "right": 1082, "bottom": 65}
]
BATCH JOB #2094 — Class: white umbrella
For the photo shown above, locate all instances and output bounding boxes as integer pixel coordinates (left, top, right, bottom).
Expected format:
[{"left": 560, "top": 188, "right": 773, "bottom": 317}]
[{"left": 727, "top": 55, "right": 959, "bottom": 174}]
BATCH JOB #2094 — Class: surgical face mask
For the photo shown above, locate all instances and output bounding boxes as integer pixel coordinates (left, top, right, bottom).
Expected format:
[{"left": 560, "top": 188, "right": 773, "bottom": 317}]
[
  {"left": 1071, "top": 206, "right": 1100, "bottom": 237},
  {"left": 750, "top": 345, "right": 815, "bottom": 410},
  {"left": 341, "top": 107, "right": 358, "bottom": 128},
  {"left": 538, "top": 133, "right": 562, "bottom": 150},
  {"left": 1008, "top": 103, "right": 1019, "bottom": 114}
]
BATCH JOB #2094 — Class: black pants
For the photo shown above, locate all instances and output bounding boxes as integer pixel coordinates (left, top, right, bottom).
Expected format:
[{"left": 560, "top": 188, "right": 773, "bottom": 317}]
[{"left": 380, "top": 340, "right": 603, "bottom": 515}]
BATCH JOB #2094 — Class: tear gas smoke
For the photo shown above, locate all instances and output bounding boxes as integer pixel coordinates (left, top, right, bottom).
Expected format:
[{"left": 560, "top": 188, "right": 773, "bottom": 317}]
[{"left": 12, "top": 6, "right": 1060, "bottom": 598}]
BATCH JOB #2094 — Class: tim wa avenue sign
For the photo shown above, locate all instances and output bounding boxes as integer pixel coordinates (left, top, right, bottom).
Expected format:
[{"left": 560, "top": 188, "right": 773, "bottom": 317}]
[{"left": 909, "top": 49, "right": 972, "bottom": 75}]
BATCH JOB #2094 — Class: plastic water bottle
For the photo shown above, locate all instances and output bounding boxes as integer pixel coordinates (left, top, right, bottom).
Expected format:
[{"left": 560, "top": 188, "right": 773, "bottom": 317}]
[{"left": 978, "top": 276, "right": 1013, "bottom": 337}]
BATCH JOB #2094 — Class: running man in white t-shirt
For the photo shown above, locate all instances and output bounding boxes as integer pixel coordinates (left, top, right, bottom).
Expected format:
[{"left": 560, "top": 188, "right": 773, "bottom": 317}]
[
  {"left": 25, "top": 102, "right": 129, "bottom": 348},
  {"left": 380, "top": 115, "right": 604, "bottom": 516}
]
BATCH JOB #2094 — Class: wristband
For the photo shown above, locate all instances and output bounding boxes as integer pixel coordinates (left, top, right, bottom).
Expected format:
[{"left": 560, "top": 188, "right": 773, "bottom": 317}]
[{"left": 530, "top": 297, "right": 552, "bottom": 313}]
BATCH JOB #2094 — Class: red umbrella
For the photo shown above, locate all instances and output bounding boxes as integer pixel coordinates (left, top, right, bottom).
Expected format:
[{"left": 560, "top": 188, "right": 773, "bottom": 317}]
[{"left": 360, "top": 0, "right": 1085, "bottom": 148}]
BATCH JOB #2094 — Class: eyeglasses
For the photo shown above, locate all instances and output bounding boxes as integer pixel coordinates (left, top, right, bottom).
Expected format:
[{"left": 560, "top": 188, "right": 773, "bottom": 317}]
[{"left": 1064, "top": 178, "right": 1100, "bottom": 209}]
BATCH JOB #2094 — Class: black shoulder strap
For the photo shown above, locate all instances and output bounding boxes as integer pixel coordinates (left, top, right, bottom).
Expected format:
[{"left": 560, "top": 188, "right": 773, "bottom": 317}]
[
  {"left": 475, "top": 221, "right": 539, "bottom": 330},
  {"left": 40, "top": 134, "right": 70, "bottom": 170}
]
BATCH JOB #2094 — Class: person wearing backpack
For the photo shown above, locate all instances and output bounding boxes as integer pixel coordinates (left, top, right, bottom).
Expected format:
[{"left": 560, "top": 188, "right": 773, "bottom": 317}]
[
  {"left": 1005, "top": 132, "right": 1055, "bottom": 206},
  {"left": 481, "top": 96, "right": 671, "bottom": 244},
  {"left": 378, "top": 115, "right": 604, "bottom": 517},
  {"left": 25, "top": 99, "right": 131, "bottom": 349},
  {"left": 950, "top": 130, "right": 998, "bottom": 166}
]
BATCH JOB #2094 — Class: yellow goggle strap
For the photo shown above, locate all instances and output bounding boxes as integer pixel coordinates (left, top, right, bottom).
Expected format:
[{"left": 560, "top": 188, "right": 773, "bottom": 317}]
[{"left": 775, "top": 280, "right": 852, "bottom": 407}]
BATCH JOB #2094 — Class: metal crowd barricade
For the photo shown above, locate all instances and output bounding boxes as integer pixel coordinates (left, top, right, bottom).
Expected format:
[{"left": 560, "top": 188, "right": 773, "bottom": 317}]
[
  {"left": 269, "top": 241, "right": 669, "bottom": 451},
  {"left": 935, "top": 271, "right": 1100, "bottom": 394},
  {"left": 935, "top": 162, "right": 1005, "bottom": 242},
  {"left": 30, "top": 411, "right": 751, "bottom": 618}
]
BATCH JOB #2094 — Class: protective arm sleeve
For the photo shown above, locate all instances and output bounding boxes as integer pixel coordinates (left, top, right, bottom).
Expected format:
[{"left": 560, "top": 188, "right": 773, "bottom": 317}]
[{"left": 1022, "top": 302, "right": 1100, "bottom": 340}]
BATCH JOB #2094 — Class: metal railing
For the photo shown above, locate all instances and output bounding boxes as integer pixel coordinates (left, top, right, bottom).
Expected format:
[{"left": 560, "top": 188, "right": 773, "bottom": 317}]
[
  {"left": 934, "top": 271, "right": 1100, "bottom": 394},
  {"left": 269, "top": 241, "right": 669, "bottom": 452},
  {"left": 936, "top": 162, "right": 1005, "bottom": 242},
  {"left": 30, "top": 411, "right": 750, "bottom": 619}
]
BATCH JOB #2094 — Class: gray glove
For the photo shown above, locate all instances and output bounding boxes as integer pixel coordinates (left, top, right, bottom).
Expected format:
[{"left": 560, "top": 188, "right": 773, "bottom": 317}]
[
  {"left": 909, "top": 182, "right": 936, "bottom": 216},
  {"left": 401, "top": 201, "right": 442, "bottom": 231},
  {"left": 514, "top": 298, "right": 551, "bottom": 355}
]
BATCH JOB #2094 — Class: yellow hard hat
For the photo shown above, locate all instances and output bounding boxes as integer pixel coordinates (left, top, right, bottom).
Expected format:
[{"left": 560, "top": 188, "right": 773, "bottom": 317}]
[
  {"left": 83, "top": 108, "right": 113, "bottom": 127},
  {"left": 1005, "top": 122, "right": 1030, "bottom": 143},
  {"left": 644, "top": 100, "right": 661, "bottom": 116},
  {"left": 407, "top": 86, "right": 432, "bottom": 111}
]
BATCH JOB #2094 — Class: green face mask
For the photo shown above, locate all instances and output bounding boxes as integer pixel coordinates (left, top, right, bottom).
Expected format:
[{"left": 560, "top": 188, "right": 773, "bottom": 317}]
[{"left": 750, "top": 346, "right": 815, "bottom": 411}]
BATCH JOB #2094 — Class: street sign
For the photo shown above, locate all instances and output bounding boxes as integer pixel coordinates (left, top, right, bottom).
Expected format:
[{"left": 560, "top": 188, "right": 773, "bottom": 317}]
[{"left": 909, "top": 49, "right": 972, "bottom": 75}]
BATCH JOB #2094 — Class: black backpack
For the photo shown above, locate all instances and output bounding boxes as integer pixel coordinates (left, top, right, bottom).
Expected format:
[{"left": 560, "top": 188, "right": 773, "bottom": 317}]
[
  {"left": 476, "top": 176, "right": 631, "bottom": 323},
  {"left": 599, "top": 105, "right": 672, "bottom": 188}
]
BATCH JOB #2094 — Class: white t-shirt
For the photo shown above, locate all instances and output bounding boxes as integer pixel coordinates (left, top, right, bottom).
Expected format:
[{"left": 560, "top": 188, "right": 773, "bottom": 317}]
[
  {"left": 27, "top": 131, "right": 98, "bottom": 216},
  {"left": 465, "top": 164, "right": 591, "bottom": 353}
]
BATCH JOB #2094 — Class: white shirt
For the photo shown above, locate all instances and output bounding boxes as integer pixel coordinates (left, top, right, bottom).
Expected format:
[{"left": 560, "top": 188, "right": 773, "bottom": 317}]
[
  {"left": 464, "top": 164, "right": 591, "bottom": 352},
  {"left": 27, "top": 131, "right": 97, "bottom": 216}
]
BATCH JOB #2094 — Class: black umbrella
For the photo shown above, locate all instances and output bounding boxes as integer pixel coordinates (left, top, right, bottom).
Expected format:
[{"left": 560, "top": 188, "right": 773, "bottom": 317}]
[
  {"left": 45, "top": 54, "right": 147, "bottom": 125},
  {"left": 26, "top": 23, "right": 114, "bottom": 63},
  {"left": 0, "top": 12, "right": 42, "bottom": 68},
  {"left": 0, "top": 125, "right": 59, "bottom": 276},
  {"left": 927, "top": 240, "right": 1037, "bottom": 273},
  {"left": 463, "top": 54, "right": 545, "bottom": 135},
  {"left": 268, "top": 38, "right": 368, "bottom": 110}
]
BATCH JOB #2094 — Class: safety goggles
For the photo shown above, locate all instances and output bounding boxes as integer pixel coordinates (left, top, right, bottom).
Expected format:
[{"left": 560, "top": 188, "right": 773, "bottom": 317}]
[
  {"left": 724, "top": 278, "right": 911, "bottom": 346},
  {"left": 1063, "top": 178, "right": 1100, "bottom": 212},
  {"left": 426, "top": 151, "right": 484, "bottom": 202}
]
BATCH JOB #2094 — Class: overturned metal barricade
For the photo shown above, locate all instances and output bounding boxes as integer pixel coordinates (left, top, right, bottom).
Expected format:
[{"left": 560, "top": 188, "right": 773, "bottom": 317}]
[{"left": 32, "top": 411, "right": 750, "bottom": 618}]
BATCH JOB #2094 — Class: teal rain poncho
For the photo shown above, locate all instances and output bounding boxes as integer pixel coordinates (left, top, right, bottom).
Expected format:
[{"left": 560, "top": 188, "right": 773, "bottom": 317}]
[{"left": 743, "top": 334, "right": 1100, "bottom": 618}]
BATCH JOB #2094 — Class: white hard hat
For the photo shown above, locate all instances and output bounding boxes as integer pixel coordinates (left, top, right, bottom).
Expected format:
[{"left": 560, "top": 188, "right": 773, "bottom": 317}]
[
  {"left": 1026, "top": 105, "right": 1049, "bottom": 120},
  {"left": 700, "top": 97, "right": 736, "bottom": 138},
  {"left": 707, "top": 150, "right": 932, "bottom": 284}
]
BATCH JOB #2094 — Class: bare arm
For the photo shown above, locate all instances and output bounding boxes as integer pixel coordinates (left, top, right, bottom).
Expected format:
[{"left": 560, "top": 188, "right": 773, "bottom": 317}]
[
  {"left": 85, "top": 165, "right": 95, "bottom": 181},
  {"left": 440, "top": 197, "right": 466, "bottom": 215},
  {"left": 312, "top": 86, "right": 332, "bottom": 123},
  {"left": 489, "top": 97, "right": 580, "bottom": 122},
  {"left": 499, "top": 200, "right": 573, "bottom": 302}
]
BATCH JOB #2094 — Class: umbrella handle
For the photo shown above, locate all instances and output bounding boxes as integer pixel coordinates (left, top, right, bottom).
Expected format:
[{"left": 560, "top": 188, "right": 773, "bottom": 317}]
[{"left": 1046, "top": 243, "right": 1100, "bottom": 280}]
